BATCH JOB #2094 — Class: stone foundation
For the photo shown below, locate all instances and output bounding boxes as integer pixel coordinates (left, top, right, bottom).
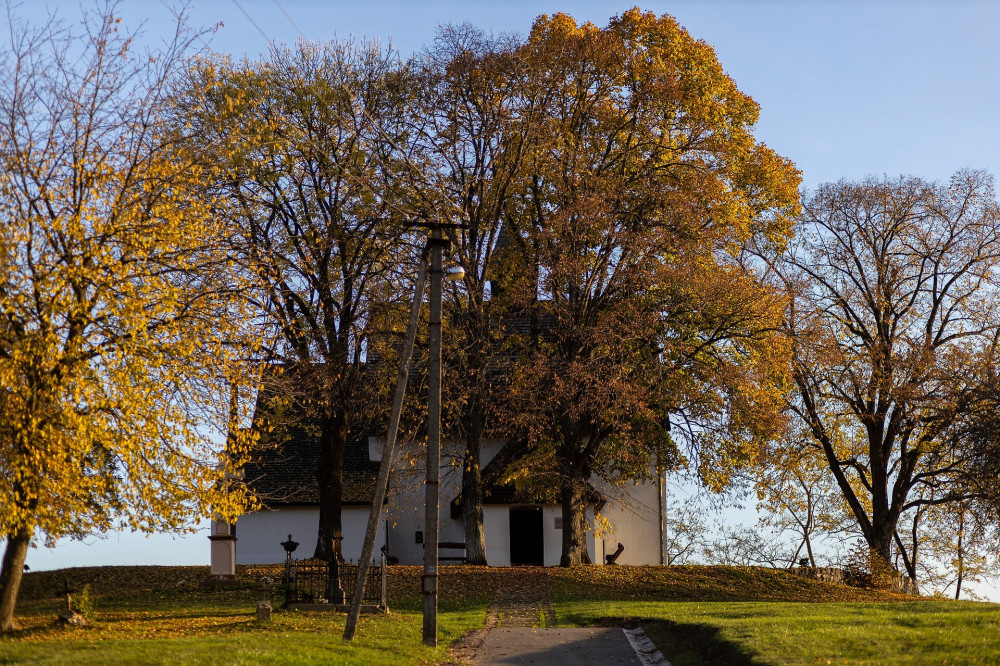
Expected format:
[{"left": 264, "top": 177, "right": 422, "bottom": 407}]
[
  {"left": 791, "top": 566, "right": 845, "bottom": 585},
  {"left": 792, "top": 566, "right": 919, "bottom": 595}
]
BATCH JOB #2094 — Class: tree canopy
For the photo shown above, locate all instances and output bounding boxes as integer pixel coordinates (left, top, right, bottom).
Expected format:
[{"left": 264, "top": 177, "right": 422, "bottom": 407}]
[
  {"left": 0, "top": 2, "right": 259, "bottom": 630},
  {"left": 783, "top": 170, "right": 1000, "bottom": 581},
  {"left": 499, "top": 10, "right": 800, "bottom": 565},
  {"left": 178, "top": 40, "right": 415, "bottom": 560}
]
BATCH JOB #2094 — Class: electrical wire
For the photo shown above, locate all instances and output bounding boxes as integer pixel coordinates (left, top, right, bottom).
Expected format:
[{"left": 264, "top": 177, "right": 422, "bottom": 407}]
[
  {"left": 272, "top": 0, "right": 305, "bottom": 39},
  {"left": 231, "top": 0, "right": 271, "bottom": 45}
]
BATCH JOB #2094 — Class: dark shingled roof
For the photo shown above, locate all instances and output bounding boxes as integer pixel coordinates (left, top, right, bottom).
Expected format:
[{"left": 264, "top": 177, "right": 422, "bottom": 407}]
[
  {"left": 242, "top": 371, "right": 380, "bottom": 507},
  {"left": 242, "top": 424, "right": 379, "bottom": 506}
]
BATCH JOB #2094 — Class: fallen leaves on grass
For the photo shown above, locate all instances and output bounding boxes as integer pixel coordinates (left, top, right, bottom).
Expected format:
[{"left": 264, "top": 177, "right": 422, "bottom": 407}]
[
  {"left": 7, "top": 563, "right": 921, "bottom": 646},
  {"left": 549, "top": 565, "right": 924, "bottom": 604}
]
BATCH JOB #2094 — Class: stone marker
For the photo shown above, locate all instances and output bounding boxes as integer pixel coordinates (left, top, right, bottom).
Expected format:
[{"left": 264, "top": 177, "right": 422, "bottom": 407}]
[
  {"left": 57, "top": 611, "right": 88, "bottom": 627},
  {"left": 256, "top": 601, "right": 273, "bottom": 622}
]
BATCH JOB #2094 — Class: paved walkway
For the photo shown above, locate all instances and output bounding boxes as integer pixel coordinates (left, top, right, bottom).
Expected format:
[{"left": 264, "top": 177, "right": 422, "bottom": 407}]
[
  {"left": 487, "top": 569, "right": 556, "bottom": 628},
  {"left": 476, "top": 627, "right": 647, "bottom": 665},
  {"left": 451, "top": 568, "right": 669, "bottom": 666}
]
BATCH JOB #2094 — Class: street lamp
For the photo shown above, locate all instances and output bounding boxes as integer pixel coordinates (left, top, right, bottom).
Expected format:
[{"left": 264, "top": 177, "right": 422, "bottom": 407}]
[
  {"left": 422, "top": 223, "right": 464, "bottom": 647},
  {"left": 342, "top": 216, "right": 466, "bottom": 646}
]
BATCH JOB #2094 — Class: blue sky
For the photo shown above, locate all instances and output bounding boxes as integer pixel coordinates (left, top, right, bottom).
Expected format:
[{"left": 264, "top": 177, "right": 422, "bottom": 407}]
[
  {"left": 132, "top": 0, "right": 1000, "bottom": 191},
  {"left": 12, "top": 1, "right": 1000, "bottom": 593}
]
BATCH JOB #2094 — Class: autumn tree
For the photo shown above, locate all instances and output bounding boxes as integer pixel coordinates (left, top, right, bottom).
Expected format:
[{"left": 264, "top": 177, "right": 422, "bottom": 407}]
[
  {"left": 405, "top": 25, "right": 541, "bottom": 565},
  {"left": 504, "top": 10, "right": 800, "bottom": 566},
  {"left": 0, "top": 3, "right": 259, "bottom": 631},
  {"left": 179, "top": 41, "right": 414, "bottom": 560},
  {"left": 949, "top": 368, "right": 1000, "bottom": 524},
  {"left": 784, "top": 171, "right": 1000, "bottom": 582}
]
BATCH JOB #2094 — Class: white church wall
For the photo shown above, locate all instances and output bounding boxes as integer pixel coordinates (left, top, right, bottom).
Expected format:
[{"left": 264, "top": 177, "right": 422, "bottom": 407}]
[
  {"left": 595, "top": 478, "right": 661, "bottom": 565},
  {"left": 235, "top": 506, "right": 385, "bottom": 564},
  {"left": 541, "top": 506, "right": 562, "bottom": 566},
  {"left": 380, "top": 438, "right": 503, "bottom": 565},
  {"left": 230, "top": 436, "right": 657, "bottom": 567},
  {"left": 540, "top": 506, "right": 600, "bottom": 566},
  {"left": 381, "top": 450, "right": 467, "bottom": 566}
]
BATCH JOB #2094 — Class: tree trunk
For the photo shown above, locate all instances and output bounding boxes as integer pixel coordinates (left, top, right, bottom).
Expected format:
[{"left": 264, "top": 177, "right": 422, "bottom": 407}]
[
  {"left": 0, "top": 527, "right": 31, "bottom": 632},
  {"left": 315, "top": 408, "right": 348, "bottom": 562},
  {"left": 955, "top": 511, "right": 965, "bottom": 601},
  {"left": 864, "top": 521, "right": 904, "bottom": 591},
  {"left": 867, "top": 522, "right": 894, "bottom": 572},
  {"left": 789, "top": 539, "right": 804, "bottom": 569},
  {"left": 462, "top": 434, "right": 487, "bottom": 565},
  {"left": 559, "top": 476, "right": 591, "bottom": 567}
]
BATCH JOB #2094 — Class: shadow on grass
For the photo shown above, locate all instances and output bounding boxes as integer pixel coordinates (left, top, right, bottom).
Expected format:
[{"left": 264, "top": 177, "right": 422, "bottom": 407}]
[
  {"left": 0, "top": 622, "right": 61, "bottom": 641},
  {"left": 592, "top": 616, "right": 766, "bottom": 666}
]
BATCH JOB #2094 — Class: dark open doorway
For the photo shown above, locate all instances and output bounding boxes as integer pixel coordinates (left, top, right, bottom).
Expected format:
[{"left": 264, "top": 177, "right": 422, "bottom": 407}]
[{"left": 509, "top": 507, "right": 544, "bottom": 566}]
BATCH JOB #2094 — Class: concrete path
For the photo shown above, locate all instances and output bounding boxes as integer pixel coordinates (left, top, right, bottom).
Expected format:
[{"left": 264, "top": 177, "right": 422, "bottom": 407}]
[
  {"left": 475, "top": 627, "right": 647, "bottom": 665},
  {"left": 453, "top": 568, "right": 670, "bottom": 665}
]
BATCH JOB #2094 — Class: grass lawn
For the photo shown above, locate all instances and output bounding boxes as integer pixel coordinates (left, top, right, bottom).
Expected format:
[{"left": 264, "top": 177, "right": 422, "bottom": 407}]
[
  {"left": 3, "top": 564, "right": 999, "bottom": 664},
  {"left": 0, "top": 565, "right": 488, "bottom": 665},
  {"left": 550, "top": 567, "right": 1000, "bottom": 665}
]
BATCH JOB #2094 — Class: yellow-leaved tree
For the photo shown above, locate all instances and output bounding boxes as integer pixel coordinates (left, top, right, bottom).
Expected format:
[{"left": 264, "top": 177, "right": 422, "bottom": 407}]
[
  {"left": 176, "top": 40, "right": 415, "bottom": 562},
  {"left": 502, "top": 10, "right": 801, "bottom": 566},
  {"left": 0, "top": 3, "right": 260, "bottom": 630}
]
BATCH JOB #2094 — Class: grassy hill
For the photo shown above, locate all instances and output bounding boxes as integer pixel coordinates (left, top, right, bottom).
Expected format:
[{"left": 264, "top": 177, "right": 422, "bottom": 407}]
[{"left": 2, "top": 564, "right": 997, "bottom": 665}]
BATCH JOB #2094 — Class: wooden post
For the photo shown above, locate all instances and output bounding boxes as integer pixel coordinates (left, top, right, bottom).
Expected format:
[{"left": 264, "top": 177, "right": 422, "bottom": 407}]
[
  {"left": 423, "top": 225, "right": 445, "bottom": 647},
  {"left": 343, "top": 248, "right": 429, "bottom": 640},
  {"left": 657, "top": 454, "right": 664, "bottom": 566}
]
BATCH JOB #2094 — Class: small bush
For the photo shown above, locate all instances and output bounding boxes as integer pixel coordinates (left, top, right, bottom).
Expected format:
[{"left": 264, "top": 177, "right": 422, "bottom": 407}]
[{"left": 74, "top": 584, "right": 96, "bottom": 620}]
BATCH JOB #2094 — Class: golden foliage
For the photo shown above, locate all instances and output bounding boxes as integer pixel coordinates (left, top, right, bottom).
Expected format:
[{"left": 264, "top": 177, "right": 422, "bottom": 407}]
[
  {"left": 0, "top": 1, "right": 260, "bottom": 545},
  {"left": 504, "top": 9, "right": 800, "bottom": 501}
]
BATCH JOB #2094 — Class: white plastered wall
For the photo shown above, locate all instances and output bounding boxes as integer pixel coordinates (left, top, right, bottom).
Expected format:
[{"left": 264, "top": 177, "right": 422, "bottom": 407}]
[
  {"left": 234, "top": 505, "right": 385, "bottom": 564},
  {"left": 594, "top": 478, "right": 661, "bottom": 565},
  {"left": 381, "top": 438, "right": 506, "bottom": 566},
  {"left": 230, "top": 436, "right": 656, "bottom": 567}
]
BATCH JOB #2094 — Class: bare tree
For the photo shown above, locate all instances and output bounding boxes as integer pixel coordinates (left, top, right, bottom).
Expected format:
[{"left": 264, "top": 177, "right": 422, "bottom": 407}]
[
  {"left": 703, "top": 524, "right": 791, "bottom": 568},
  {"left": 663, "top": 493, "right": 711, "bottom": 565},
  {"left": 783, "top": 171, "right": 1000, "bottom": 580}
]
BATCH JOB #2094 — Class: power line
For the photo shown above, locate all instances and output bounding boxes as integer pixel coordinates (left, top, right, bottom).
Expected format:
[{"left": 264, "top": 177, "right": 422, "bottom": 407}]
[
  {"left": 231, "top": 0, "right": 271, "bottom": 45},
  {"left": 272, "top": 0, "right": 305, "bottom": 39}
]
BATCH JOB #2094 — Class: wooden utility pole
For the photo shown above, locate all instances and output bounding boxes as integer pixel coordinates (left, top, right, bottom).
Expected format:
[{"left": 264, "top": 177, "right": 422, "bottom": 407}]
[
  {"left": 343, "top": 248, "right": 429, "bottom": 641},
  {"left": 423, "top": 224, "right": 445, "bottom": 647},
  {"left": 342, "top": 218, "right": 462, "bottom": 646}
]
